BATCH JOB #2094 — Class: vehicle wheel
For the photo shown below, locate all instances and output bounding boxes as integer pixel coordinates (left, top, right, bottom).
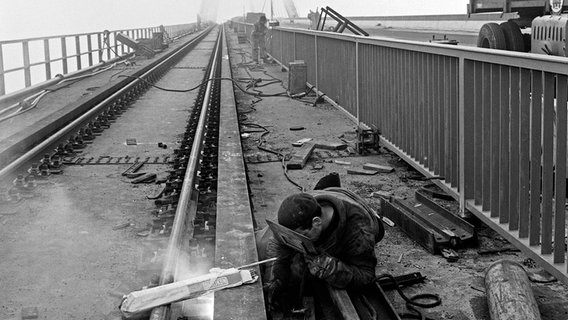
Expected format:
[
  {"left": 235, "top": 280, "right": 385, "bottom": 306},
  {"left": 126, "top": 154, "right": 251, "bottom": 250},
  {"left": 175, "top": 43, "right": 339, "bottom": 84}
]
[
  {"left": 477, "top": 23, "right": 507, "bottom": 50},
  {"left": 500, "top": 21, "right": 525, "bottom": 51}
]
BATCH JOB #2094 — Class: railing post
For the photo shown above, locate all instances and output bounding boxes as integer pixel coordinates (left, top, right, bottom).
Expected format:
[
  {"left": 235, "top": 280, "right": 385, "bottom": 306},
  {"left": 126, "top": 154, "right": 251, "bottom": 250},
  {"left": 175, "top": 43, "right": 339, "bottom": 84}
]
[
  {"left": 315, "top": 35, "right": 318, "bottom": 89},
  {"left": 97, "top": 33, "right": 103, "bottom": 63},
  {"left": 459, "top": 57, "right": 475, "bottom": 214},
  {"left": 44, "top": 39, "right": 51, "bottom": 80},
  {"left": 75, "top": 36, "right": 82, "bottom": 70},
  {"left": 113, "top": 32, "right": 118, "bottom": 57},
  {"left": 0, "top": 44, "right": 5, "bottom": 95},
  {"left": 293, "top": 31, "right": 296, "bottom": 61},
  {"left": 355, "top": 39, "right": 359, "bottom": 122},
  {"left": 87, "top": 35, "right": 93, "bottom": 66},
  {"left": 23, "top": 41, "right": 31, "bottom": 87},
  {"left": 61, "top": 37, "right": 68, "bottom": 74}
]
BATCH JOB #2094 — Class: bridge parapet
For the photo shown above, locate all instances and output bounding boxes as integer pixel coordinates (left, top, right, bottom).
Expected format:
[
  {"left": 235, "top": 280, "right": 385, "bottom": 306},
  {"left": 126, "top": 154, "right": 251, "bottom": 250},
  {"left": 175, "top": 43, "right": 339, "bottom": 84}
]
[
  {"left": 245, "top": 23, "right": 568, "bottom": 284},
  {"left": 0, "top": 23, "right": 197, "bottom": 98}
]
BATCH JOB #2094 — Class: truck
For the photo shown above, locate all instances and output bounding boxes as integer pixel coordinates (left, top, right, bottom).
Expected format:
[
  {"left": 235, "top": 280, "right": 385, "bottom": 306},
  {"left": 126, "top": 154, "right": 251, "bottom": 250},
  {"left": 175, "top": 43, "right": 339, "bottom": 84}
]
[{"left": 470, "top": 0, "right": 567, "bottom": 56}]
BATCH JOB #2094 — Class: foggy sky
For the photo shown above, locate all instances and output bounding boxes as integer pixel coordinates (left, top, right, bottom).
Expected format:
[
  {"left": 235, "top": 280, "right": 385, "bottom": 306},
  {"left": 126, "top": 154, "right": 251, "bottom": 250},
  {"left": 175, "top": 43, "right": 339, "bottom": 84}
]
[{"left": 0, "top": 0, "right": 468, "bottom": 40}]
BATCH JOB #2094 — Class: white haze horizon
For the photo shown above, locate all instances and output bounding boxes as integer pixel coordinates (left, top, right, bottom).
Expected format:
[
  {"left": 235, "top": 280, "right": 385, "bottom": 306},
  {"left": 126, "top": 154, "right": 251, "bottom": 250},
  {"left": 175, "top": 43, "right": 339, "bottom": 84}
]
[{"left": 0, "top": 0, "right": 468, "bottom": 41}]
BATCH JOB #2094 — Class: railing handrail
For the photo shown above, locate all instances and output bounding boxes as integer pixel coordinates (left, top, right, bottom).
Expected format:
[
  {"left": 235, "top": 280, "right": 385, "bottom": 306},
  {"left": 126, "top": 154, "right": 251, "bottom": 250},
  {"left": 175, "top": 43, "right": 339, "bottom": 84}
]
[
  {"left": 265, "top": 25, "right": 568, "bottom": 285},
  {"left": 0, "top": 22, "right": 197, "bottom": 96},
  {"left": 0, "top": 23, "right": 195, "bottom": 44}
]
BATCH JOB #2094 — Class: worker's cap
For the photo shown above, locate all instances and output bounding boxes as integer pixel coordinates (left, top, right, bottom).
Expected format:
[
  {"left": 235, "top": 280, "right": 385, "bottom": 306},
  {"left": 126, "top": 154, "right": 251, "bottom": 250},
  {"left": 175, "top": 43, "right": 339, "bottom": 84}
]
[
  {"left": 277, "top": 193, "right": 321, "bottom": 230},
  {"left": 260, "top": 15, "right": 267, "bottom": 22}
]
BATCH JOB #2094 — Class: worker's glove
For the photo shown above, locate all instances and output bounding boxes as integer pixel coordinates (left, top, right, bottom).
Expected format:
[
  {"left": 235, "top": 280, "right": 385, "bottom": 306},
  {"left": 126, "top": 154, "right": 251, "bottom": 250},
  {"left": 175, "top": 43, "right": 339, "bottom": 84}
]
[{"left": 305, "top": 253, "right": 339, "bottom": 280}]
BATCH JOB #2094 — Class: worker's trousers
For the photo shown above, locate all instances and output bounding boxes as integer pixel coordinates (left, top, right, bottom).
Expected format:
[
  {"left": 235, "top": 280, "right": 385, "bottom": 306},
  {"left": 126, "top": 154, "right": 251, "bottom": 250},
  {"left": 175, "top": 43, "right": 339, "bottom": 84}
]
[{"left": 252, "top": 34, "right": 266, "bottom": 62}]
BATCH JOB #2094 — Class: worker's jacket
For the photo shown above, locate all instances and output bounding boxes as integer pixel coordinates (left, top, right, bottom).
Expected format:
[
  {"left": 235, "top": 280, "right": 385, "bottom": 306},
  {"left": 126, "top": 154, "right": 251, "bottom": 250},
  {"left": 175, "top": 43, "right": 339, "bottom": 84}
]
[
  {"left": 251, "top": 22, "right": 267, "bottom": 38},
  {"left": 266, "top": 187, "right": 384, "bottom": 289}
]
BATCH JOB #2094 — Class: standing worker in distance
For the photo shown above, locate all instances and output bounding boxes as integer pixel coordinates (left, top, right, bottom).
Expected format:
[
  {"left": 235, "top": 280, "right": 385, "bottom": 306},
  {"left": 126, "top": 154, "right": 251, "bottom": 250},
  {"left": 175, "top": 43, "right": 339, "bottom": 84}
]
[
  {"left": 256, "top": 173, "right": 385, "bottom": 313},
  {"left": 251, "top": 15, "right": 268, "bottom": 63}
]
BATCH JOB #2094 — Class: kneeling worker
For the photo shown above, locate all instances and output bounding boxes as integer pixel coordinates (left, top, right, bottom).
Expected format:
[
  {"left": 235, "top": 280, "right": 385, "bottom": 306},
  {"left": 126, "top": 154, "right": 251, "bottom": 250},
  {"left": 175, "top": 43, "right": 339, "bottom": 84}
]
[{"left": 258, "top": 179, "right": 384, "bottom": 312}]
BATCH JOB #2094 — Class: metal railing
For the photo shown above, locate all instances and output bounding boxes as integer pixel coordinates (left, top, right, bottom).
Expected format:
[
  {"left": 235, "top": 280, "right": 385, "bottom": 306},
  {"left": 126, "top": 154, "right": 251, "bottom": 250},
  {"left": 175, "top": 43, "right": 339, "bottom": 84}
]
[
  {"left": 232, "top": 21, "right": 568, "bottom": 284},
  {"left": 0, "top": 23, "right": 197, "bottom": 96}
]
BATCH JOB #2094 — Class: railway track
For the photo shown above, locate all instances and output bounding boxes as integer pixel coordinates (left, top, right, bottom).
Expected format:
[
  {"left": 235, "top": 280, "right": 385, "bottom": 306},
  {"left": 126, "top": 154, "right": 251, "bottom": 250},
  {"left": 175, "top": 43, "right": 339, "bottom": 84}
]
[{"left": 0, "top": 22, "right": 406, "bottom": 320}]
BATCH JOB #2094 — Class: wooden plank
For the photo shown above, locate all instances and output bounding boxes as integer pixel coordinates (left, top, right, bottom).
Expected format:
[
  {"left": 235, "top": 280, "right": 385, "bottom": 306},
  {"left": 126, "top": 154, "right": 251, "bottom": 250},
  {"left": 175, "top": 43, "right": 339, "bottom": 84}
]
[
  {"left": 362, "top": 163, "right": 394, "bottom": 173},
  {"left": 347, "top": 168, "right": 378, "bottom": 175},
  {"left": 286, "top": 142, "right": 316, "bottom": 169},
  {"left": 554, "top": 75, "right": 567, "bottom": 264},
  {"left": 314, "top": 141, "right": 347, "bottom": 150},
  {"left": 214, "top": 28, "right": 266, "bottom": 320}
]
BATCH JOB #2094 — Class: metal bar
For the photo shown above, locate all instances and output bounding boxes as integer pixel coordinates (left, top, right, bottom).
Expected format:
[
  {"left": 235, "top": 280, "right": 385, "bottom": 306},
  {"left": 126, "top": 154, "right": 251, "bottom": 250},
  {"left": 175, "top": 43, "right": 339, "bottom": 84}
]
[
  {"left": 541, "top": 72, "right": 555, "bottom": 254},
  {"left": 482, "top": 63, "right": 491, "bottom": 210},
  {"left": 22, "top": 41, "right": 31, "bottom": 87},
  {"left": 97, "top": 33, "right": 103, "bottom": 62},
  {"left": 43, "top": 39, "right": 51, "bottom": 80},
  {"left": 355, "top": 40, "right": 359, "bottom": 122},
  {"left": 529, "top": 71, "right": 543, "bottom": 246},
  {"left": 451, "top": 58, "right": 459, "bottom": 187},
  {"left": 490, "top": 64, "right": 500, "bottom": 217},
  {"left": 434, "top": 55, "right": 441, "bottom": 176},
  {"left": 554, "top": 75, "right": 567, "bottom": 264},
  {"left": 462, "top": 59, "right": 475, "bottom": 203},
  {"left": 61, "top": 37, "right": 68, "bottom": 74},
  {"left": 508, "top": 67, "right": 520, "bottom": 230},
  {"left": 87, "top": 35, "right": 93, "bottom": 66},
  {"left": 0, "top": 44, "right": 4, "bottom": 95},
  {"left": 518, "top": 68, "right": 531, "bottom": 238},
  {"left": 473, "top": 61, "right": 483, "bottom": 204},
  {"left": 499, "top": 66, "right": 510, "bottom": 224},
  {"left": 75, "top": 36, "right": 82, "bottom": 70}
]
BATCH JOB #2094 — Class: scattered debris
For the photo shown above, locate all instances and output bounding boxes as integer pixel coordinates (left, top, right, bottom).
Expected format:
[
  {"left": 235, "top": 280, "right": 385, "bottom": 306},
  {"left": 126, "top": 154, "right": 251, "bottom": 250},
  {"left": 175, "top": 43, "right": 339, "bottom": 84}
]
[
  {"left": 311, "top": 163, "right": 324, "bottom": 170},
  {"left": 334, "top": 160, "right": 351, "bottom": 165},
  {"left": 314, "top": 141, "right": 347, "bottom": 150},
  {"left": 419, "top": 184, "right": 453, "bottom": 201},
  {"left": 157, "top": 142, "right": 167, "bottom": 149},
  {"left": 397, "top": 253, "right": 404, "bottom": 263},
  {"left": 381, "top": 216, "right": 395, "bottom": 227},
  {"left": 347, "top": 168, "right": 377, "bottom": 175},
  {"left": 292, "top": 138, "right": 312, "bottom": 147},
  {"left": 122, "top": 162, "right": 144, "bottom": 176},
  {"left": 380, "top": 195, "right": 475, "bottom": 254},
  {"left": 441, "top": 248, "right": 459, "bottom": 262},
  {"left": 528, "top": 269, "right": 557, "bottom": 283},
  {"left": 286, "top": 142, "right": 316, "bottom": 169},
  {"left": 131, "top": 173, "right": 157, "bottom": 184},
  {"left": 113, "top": 222, "right": 132, "bottom": 230},
  {"left": 363, "top": 163, "right": 394, "bottom": 173},
  {"left": 289, "top": 126, "right": 305, "bottom": 131},
  {"left": 371, "top": 191, "right": 391, "bottom": 198},
  {"left": 126, "top": 138, "right": 137, "bottom": 145}
]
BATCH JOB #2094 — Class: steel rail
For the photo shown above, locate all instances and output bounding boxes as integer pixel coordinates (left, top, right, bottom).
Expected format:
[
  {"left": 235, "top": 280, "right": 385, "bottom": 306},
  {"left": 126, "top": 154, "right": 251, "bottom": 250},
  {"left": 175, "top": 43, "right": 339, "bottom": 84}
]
[
  {"left": 149, "top": 28, "right": 223, "bottom": 320},
  {"left": 0, "top": 26, "right": 214, "bottom": 181}
]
